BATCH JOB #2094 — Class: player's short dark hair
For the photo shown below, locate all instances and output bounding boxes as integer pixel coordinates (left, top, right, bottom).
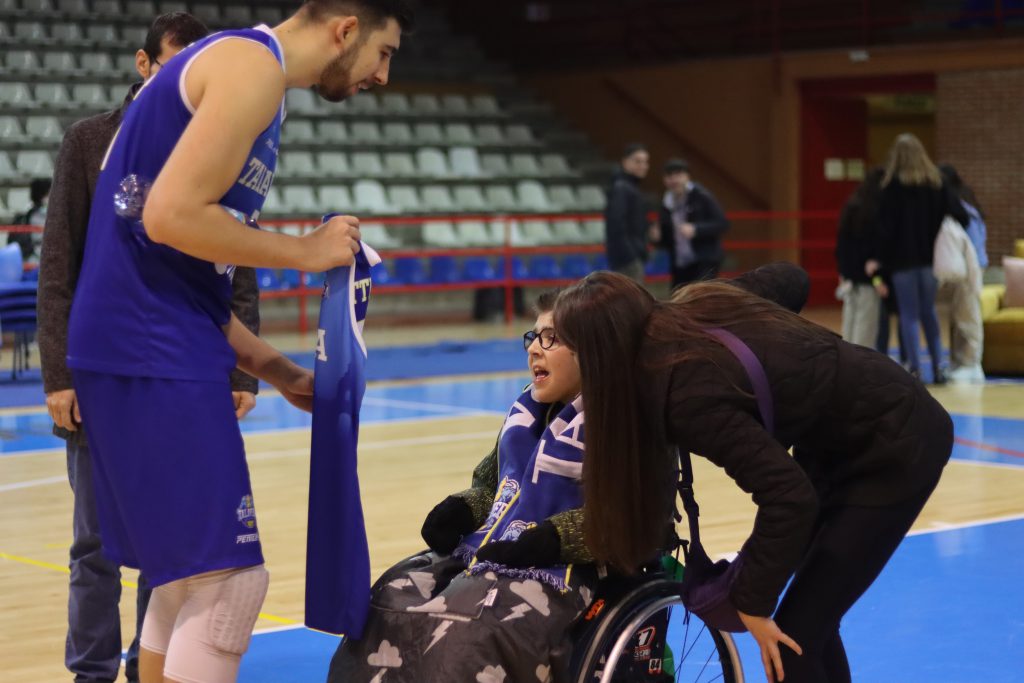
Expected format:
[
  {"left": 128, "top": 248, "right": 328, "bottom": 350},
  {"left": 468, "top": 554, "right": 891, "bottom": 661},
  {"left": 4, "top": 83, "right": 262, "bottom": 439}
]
[
  {"left": 300, "top": 0, "right": 416, "bottom": 33},
  {"left": 622, "top": 143, "right": 647, "bottom": 160},
  {"left": 663, "top": 158, "right": 690, "bottom": 175},
  {"left": 143, "top": 12, "right": 209, "bottom": 62},
  {"left": 534, "top": 288, "right": 561, "bottom": 315}
]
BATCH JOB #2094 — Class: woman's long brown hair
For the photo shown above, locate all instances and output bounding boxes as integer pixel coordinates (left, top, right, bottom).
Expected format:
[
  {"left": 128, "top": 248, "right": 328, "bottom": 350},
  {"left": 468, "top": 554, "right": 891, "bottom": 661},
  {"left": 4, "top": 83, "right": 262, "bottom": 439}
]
[{"left": 555, "top": 272, "right": 825, "bottom": 572}]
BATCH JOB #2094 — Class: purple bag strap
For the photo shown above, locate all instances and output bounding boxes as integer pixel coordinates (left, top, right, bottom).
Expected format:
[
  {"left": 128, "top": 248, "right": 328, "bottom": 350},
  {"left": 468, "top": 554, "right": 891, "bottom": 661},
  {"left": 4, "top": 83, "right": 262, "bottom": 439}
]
[
  {"left": 677, "top": 327, "right": 774, "bottom": 563},
  {"left": 704, "top": 327, "right": 774, "bottom": 434}
]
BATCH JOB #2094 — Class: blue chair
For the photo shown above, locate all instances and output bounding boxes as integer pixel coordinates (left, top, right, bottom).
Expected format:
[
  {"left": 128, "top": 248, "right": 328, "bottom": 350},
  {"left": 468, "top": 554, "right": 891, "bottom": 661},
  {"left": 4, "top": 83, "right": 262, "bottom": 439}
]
[
  {"left": 496, "top": 257, "right": 529, "bottom": 281},
  {"left": 370, "top": 262, "right": 394, "bottom": 286},
  {"left": 645, "top": 250, "right": 670, "bottom": 276},
  {"left": 22, "top": 267, "right": 39, "bottom": 282},
  {"left": 429, "top": 256, "right": 460, "bottom": 284},
  {"left": 256, "top": 268, "right": 280, "bottom": 290},
  {"left": 0, "top": 281, "right": 37, "bottom": 379},
  {"left": 562, "top": 254, "right": 590, "bottom": 279},
  {"left": 592, "top": 254, "right": 609, "bottom": 271},
  {"left": 461, "top": 257, "right": 497, "bottom": 282},
  {"left": 528, "top": 255, "right": 561, "bottom": 280},
  {"left": 306, "top": 271, "right": 326, "bottom": 288},
  {"left": 0, "top": 243, "right": 23, "bottom": 284},
  {"left": 279, "top": 269, "right": 301, "bottom": 289},
  {"left": 394, "top": 258, "right": 428, "bottom": 285}
]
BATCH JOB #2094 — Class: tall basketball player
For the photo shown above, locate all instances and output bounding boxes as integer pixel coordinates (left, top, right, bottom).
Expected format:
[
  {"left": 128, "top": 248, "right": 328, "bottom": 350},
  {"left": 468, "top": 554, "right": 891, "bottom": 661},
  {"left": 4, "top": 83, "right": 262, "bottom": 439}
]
[{"left": 66, "top": 2, "right": 414, "bottom": 681}]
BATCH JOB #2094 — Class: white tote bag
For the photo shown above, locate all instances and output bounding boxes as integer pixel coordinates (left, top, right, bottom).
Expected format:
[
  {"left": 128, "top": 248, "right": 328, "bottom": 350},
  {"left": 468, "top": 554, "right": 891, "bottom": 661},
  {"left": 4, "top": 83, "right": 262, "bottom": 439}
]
[{"left": 933, "top": 216, "right": 968, "bottom": 283}]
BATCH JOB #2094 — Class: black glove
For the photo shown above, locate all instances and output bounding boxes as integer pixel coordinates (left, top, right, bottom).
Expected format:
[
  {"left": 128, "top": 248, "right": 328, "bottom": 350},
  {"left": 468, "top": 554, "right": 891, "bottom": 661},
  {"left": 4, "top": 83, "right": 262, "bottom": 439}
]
[
  {"left": 420, "top": 495, "right": 477, "bottom": 555},
  {"left": 473, "top": 521, "right": 561, "bottom": 568}
]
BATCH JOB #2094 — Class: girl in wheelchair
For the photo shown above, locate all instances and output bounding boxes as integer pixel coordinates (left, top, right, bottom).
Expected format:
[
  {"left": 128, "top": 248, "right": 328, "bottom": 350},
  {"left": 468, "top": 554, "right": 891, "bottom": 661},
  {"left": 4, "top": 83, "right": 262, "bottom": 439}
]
[{"left": 328, "top": 290, "right": 601, "bottom": 683}]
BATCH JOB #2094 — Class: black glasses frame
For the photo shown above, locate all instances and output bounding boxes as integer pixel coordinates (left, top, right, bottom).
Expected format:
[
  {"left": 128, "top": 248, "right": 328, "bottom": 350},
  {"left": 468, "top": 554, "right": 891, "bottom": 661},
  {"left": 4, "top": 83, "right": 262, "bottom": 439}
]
[{"left": 523, "top": 328, "right": 559, "bottom": 351}]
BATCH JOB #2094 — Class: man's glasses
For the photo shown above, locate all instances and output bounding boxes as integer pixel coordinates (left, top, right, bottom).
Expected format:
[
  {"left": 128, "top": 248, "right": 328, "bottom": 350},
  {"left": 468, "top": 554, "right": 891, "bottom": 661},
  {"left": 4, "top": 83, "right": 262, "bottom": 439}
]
[{"left": 523, "top": 328, "right": 560, "bottom": 351}]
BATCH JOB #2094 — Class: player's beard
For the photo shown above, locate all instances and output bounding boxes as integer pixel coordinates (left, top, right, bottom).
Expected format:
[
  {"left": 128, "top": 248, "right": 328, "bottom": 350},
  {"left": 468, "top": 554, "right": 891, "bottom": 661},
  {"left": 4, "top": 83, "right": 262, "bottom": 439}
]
[{"left": 313, "top": 43, "right": 362, "bottom": 103}]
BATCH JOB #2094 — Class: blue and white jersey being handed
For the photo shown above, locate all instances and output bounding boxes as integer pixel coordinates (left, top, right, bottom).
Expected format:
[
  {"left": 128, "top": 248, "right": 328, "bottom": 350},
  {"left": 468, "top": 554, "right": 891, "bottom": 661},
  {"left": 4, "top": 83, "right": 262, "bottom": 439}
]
[
  {"left": 68, "top": 25, "right": 285, "bottom": 381},
  {"left": 306, "top": 240, "right": 381, "bottom": 638}
]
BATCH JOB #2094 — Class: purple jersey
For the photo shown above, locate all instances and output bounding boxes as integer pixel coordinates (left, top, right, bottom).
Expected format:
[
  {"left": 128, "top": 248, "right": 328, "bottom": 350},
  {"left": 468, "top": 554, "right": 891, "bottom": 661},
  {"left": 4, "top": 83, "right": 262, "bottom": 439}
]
[{"left": 68, "top": 25, "right": 284, "bottom": 381}]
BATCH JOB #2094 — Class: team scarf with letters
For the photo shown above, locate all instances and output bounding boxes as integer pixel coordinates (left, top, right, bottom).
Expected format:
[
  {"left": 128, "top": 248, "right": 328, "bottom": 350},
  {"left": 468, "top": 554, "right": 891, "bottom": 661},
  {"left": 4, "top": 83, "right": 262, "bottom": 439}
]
[{"left": 456, "top": 388, "right": 585, "bottom": 591}]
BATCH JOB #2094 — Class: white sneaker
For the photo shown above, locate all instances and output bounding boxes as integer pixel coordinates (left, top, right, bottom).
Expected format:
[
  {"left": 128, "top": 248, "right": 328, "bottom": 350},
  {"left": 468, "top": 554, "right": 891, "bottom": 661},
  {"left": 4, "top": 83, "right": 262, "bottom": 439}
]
[{"left": 947, "top": 364, "right": 986, "bottom": 383}]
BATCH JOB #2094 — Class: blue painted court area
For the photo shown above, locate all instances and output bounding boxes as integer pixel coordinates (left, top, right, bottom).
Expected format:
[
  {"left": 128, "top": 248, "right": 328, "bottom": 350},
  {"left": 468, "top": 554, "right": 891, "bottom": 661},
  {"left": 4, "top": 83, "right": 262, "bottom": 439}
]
[{"left": 238, "top": 517, "right": 1024, "bottom": 682}]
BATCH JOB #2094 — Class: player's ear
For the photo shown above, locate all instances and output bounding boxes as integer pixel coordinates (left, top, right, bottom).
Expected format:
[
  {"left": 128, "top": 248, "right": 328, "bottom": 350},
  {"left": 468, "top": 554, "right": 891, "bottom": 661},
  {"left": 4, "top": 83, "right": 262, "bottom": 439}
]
[
  {"left": 135, "top": 48, "right": 151, "bottom": 80},
  {"left": 335, "top": 15, "right": 359, "bottom": 48}
]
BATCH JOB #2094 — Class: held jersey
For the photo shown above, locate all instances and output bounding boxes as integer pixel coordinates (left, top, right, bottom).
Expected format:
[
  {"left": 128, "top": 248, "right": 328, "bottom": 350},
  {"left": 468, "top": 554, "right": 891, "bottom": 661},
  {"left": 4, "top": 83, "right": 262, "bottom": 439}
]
[
  {"left": 305, "top": 240, "right": 381, "bottom": 638},
  {"left": 67, "top": 25, "right": 285, "bottom": 381}
]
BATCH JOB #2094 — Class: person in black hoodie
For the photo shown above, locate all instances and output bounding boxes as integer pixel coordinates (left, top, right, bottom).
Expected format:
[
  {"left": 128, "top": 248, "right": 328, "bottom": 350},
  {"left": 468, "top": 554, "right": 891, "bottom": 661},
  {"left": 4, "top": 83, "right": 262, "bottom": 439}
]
[
  {"left": 603, "top": 143, "right": 651, "bottom": 282},
  {"left": 657, "top": 158, "right": 729, "bottom": 289},
  {"left": 871, "top": 134, "right": 968, "bottom": 384},
  {"left": 554, "top": 265, "right": 952, "bottom": 683},
  {"left": 835, "top": 167, "right": 885, "bottom": 347}
]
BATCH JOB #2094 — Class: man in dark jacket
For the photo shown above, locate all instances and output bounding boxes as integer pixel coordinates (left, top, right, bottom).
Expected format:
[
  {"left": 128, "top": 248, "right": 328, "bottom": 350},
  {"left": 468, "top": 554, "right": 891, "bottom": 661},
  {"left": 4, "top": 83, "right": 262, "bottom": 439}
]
[
  {"left": 657, "top": 158, "right": 729, "bottom": 288},
  {"left": 36, "top": 14, "right": 257, "bottom": 683},
  {"left": 603, "top": 143, "right": 650, "bottom": 282}
]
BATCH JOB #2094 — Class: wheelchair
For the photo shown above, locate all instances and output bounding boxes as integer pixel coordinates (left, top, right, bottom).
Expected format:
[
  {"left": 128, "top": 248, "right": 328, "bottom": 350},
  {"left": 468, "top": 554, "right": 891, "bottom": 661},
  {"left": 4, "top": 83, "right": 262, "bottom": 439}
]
[{"left": 567, "top": 558, "right": 744, "bottom": 683}]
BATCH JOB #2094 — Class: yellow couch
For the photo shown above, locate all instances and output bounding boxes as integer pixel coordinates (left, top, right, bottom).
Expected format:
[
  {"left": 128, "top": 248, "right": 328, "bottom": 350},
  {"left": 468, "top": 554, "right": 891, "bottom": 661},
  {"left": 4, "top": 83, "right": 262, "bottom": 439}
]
[{"left": 981, "top": 239, "right": 1024, "bottom": 375}]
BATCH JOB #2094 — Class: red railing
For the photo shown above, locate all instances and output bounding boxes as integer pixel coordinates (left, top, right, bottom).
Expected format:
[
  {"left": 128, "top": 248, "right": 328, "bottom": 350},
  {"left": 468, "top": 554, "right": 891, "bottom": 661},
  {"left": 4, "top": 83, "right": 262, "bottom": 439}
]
[{"left": 3, "top": 208, "right": 842, "bottom": 330}]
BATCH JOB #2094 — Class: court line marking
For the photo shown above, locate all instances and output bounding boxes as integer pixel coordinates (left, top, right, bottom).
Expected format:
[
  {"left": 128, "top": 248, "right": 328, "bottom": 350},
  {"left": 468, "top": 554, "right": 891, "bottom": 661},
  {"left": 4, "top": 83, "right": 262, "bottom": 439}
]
[
  {"left": 0, "top": 429, "right": 501, "bottom": 489},
  {"left": 247, "top": 430, "right": 499, "bottom": 462},
  {"left": 0, "top": 475, "right": 65, "bottom": 492},
  {"left": 0, "top": 551, "right": 297, "bottom": 625},
  {"left": 953, "top": 435, "right": 1024, "bottom": 460},
  {"left": 0, "top": 406, "right": 503, "bottom": 460}
]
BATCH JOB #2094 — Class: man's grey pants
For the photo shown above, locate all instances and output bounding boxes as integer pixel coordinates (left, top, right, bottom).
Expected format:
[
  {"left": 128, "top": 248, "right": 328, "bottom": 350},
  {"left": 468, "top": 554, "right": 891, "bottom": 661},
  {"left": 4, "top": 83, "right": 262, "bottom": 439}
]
[{"left": 67, "top": 437, "right": 151, "bottom": 683}]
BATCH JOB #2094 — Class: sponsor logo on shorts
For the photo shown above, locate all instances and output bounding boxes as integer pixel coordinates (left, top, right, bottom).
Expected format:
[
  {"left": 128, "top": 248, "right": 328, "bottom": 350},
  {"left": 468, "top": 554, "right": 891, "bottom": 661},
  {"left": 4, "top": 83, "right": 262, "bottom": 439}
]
[
  {"left": 237, "top": 495, "right": 257, "bottom": 529},
  {"left": 236, "top": 533, "right": 259, "bottom": 544}
]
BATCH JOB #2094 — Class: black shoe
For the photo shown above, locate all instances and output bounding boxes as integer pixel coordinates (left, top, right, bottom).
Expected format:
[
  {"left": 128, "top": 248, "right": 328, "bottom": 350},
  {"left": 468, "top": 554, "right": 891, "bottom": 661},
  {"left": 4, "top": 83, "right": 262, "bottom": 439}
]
[
  {"left": 908, "top": 367, "right": 922, "bottom": 382},
  {"left": 932, "top": 367, "right": 948, "bottom": 385}
]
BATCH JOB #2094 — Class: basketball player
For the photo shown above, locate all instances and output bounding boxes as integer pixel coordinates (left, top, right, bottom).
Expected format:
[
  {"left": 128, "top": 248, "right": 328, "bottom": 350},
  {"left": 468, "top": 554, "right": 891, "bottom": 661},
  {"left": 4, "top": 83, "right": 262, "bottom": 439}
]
[{"left": 65, "top": 2, "right": 414, "bottom": 682}]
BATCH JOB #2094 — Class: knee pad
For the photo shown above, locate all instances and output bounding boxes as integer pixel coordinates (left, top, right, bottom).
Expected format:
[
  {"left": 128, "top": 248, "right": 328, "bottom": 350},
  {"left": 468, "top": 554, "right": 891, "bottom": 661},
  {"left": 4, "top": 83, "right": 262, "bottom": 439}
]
[{"left": 207, "top": 565, "right": 270, "bottom": 656}]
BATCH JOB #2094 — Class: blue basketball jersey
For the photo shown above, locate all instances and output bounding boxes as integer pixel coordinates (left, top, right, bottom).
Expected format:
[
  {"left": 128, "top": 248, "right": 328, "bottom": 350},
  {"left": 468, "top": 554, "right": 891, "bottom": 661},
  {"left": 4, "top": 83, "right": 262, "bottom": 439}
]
[
  {"left": 306, "top": 241, "right": 382, "bottom": 638},
  {"left": 67, "top": 25, "right": 285, "bottom": 381}
]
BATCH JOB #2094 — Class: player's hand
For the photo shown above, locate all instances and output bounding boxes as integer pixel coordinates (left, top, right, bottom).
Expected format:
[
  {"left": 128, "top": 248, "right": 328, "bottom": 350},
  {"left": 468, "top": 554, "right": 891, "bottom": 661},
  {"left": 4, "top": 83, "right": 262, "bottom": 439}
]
[
  {"left": 276, "top": 366, "right": 314, "bottom": 413},
  {"left": 46, "top": 389, "right": 81, "bottom": 431},
  {"left": 232, "top": 391, "right": 256, "bottom": 420},
  {"left": 738, "top": 611, "right": 802, "bottom": 682},
  {"left": 681, "top": 222, "right": 697, "bottom": 239},
  {"left": 301, "top": 215, "right": 362, "bottom": 272}
]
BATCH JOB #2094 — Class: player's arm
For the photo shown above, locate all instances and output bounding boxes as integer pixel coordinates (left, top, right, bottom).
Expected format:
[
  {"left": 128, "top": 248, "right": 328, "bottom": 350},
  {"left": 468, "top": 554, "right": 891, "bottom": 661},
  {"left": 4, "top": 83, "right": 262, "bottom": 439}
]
[
  {"left": 142, "top": 40, "right": 358, "bottom": 273},
  {"left": 224, "top": 313, "right": 313, "bottom": 412}
]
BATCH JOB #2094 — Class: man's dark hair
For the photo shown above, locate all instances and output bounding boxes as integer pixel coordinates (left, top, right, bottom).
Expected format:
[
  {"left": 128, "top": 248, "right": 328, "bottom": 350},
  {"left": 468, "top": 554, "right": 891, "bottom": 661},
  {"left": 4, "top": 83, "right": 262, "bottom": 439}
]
[
  {"left": 621, "top": 143, "right": 647, "bottom": 160},
  {"left": 143, "top": 12, "right": 209, "bottom": 62},
  {"left": 663, "top": 158, "right": 690, "bottom": 175},
  {"left": 30, "top": 177, "right": 52, "bottom": 206},
  {"left": 300, "top": 0, "right": 416, "bottom": 33}
]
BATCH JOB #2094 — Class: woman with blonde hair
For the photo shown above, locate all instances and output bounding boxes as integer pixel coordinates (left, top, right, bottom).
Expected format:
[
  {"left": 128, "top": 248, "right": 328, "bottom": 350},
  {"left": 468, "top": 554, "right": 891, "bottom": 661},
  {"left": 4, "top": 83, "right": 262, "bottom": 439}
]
[{"left": 871, "top": 133, "right": 967, "bottom": 383}]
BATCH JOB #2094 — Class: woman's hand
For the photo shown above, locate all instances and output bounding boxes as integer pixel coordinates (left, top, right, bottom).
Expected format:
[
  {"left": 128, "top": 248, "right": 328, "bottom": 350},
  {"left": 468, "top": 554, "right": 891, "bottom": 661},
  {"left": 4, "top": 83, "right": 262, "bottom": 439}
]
[{"left": 738, "top": 611, "right": 802, "bottom": 682}]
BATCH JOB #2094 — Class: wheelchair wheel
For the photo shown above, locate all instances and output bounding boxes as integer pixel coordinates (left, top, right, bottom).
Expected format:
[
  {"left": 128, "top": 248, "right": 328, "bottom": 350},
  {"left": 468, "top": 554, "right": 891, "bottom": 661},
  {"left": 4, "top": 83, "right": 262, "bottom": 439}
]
[{"left": 572, "top": 579, "right": 743, "bottom": 683}]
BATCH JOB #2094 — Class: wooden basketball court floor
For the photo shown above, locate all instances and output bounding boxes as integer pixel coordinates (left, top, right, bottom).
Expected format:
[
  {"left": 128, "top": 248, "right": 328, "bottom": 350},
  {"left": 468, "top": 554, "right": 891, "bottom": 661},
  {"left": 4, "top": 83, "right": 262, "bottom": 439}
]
[{"left": 2, "top": 327, "right": 1024, "bottom": 682}]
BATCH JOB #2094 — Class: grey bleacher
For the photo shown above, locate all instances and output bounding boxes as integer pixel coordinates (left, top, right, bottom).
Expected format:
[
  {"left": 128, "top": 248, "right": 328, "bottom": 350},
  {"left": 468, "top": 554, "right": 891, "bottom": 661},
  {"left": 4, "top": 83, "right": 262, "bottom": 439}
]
[{"left": 0, "top": 0, "right": 608, "bottom": 229}]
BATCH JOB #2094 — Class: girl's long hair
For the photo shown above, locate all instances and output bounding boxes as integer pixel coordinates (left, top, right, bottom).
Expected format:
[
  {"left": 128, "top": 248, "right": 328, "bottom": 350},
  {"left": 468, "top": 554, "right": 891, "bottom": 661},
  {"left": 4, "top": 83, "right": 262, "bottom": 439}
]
[
  {"left": 882, "top": 133, "right": 942, "bottom": 189},
  {"left": 555, "top": 272, "right": 825, "bottom": 572}
]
